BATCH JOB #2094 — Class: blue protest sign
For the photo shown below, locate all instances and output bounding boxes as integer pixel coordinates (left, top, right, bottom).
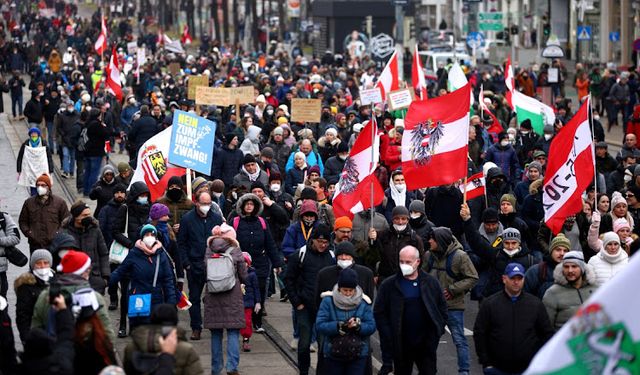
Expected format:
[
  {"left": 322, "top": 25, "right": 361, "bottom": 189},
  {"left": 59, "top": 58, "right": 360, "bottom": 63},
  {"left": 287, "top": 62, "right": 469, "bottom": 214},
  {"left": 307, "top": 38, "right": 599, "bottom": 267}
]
[{"left": 169, "top": 110, "right": 216, "bottom": 174}]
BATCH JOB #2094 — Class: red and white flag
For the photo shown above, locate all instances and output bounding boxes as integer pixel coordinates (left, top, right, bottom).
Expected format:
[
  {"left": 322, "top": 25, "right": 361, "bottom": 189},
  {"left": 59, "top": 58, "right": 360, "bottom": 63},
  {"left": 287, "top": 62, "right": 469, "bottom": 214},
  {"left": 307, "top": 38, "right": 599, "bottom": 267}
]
[
  {"left": 106, "top": 46, "right": 122, "bottom": 102},
  {"left": 459, "top": 172, "right": 485, "bottom": 200},
  {"left": 181, "top": 24, "right": 193, "bottom": 45},
  {"left": 479, "top": 85, "right": 503, "bottom": 139},
  {"left": 411, "top": 44, "right": 427, "bottom": 100},
  {"left": 130, "top": 127, "right": 186, "bottom": 201},
  {"left": 401, "top": 83, "right": 471, "bottom": 190},
  {"left": 94, "top": 15, "right": 108, "bottom": 55},
  {"left": 332, "top": 119, "right": 385, "bottom": 219},
  {"left": 543, "top": 97, "right": 594, "bottom": 234},
  {"left": 375, "top": 50, "right": 399, "bottom": 101}
]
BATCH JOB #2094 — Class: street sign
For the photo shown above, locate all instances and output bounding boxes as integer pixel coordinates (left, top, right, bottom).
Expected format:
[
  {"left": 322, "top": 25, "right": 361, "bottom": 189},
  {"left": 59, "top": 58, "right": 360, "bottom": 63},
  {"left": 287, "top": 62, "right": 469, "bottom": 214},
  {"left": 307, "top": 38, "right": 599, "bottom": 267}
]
[
  {"left": 577, "top": 26, "right": 591, "bottom": 41},
  {"left": 478, "top": 12, "right": 503, "bottom": 31},
  {"left": 466, "top": 32, "right": 485, "bottom": 50},
  {"left": 609, "top": 32, "right": 620, "bottom": 42}
]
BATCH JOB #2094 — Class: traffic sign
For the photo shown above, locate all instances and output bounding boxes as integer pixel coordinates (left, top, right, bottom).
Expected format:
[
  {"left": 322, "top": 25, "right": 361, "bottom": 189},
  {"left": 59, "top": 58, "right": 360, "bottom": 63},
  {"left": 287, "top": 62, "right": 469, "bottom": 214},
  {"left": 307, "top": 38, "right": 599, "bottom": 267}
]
[
  {"left": 466, "top": 32, "right": 485, "bottom": 49},
  {"left": 609, "top": 32, "right": 620, "bottom": 42},
  {"left": 577, "top": 26, "right": 591, "bottom": 41},
  {"left": 478, "top": 12, "right": 503, "bottom": 31}
]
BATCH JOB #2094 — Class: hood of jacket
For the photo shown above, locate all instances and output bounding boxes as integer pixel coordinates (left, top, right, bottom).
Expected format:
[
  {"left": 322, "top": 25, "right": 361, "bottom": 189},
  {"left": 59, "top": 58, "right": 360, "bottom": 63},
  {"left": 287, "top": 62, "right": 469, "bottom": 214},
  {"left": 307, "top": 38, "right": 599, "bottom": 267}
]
[
  {"left": 246, "top": 125, "right": 261, "bottom": 141},
  {"left": 236, "top": 193, "right": 264, "bottom": 218},
  {"left": 14, "top": 272, "right": 38, "bottom": 290},
  {"left": 101, "top": 164, "right": 116, "bottom": 179},
  {"left": 486, "top": 167, "right": 506, "bottom": 182},
  {"left": 128, "top": 181, "right": 151, "bottom": 203},
  {"left": 552, "top": 262, "right": 597, "bottom": 287},
  {"left": 49, "top": 231, "right": 79, "bottom": 252}
]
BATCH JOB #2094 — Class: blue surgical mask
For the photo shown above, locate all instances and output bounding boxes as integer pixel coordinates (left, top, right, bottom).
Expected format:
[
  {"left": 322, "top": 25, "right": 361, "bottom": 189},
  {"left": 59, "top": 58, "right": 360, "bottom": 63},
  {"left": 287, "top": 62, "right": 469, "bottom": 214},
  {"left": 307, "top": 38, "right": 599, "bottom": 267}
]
[{"left": 137, "top": 196, "right": 149, "bottom": 205}]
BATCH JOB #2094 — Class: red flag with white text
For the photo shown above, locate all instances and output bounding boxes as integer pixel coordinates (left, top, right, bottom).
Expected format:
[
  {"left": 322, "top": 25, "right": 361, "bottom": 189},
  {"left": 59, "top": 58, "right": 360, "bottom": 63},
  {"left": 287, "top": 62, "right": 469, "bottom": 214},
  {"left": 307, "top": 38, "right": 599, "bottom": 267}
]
[
  {"left": 401, "top": 84, "right": 471, "bottom": 190},
  {"left": 543, "top": 97, "right": 594, "bottom": 234},
  {"left": 332, "top": 120, "right": 385, "bottom": 219}
]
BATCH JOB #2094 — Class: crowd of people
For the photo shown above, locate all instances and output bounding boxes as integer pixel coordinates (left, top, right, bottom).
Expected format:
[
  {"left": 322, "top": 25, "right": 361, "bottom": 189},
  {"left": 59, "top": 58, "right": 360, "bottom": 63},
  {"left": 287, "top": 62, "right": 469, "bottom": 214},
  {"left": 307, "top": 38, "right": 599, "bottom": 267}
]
[{"left": 1, "top": 3, "right": 640, "bottom": 375}]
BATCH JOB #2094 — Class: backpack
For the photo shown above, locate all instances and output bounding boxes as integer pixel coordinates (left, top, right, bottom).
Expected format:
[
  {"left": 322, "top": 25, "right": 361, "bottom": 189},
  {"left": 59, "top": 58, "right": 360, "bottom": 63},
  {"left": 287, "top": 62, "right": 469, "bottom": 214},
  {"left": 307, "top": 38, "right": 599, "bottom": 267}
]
[
  {"left": 298, "top": 245, "right": 335, "bottom": 267},
  {"left": 77, "top": 127, "right": 89, "bottom": 152},
  {"left": 232, "top": 216, "right": 266, "bottom": 231},
  {"left": 206, "top": 248, "right": 236, "bottom": 293},
  {"left": 425, "top": 249, "right": 463, "bottom": 281}
]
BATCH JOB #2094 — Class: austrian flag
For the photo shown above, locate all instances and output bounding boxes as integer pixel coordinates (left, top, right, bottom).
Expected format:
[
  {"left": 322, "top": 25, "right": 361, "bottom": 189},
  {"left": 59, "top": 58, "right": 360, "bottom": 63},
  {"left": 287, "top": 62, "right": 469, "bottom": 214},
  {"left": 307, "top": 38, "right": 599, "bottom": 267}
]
[
  {"left": 332, "top": 120, "right": 385, "bottom": 219},
  {"left": 459, "top": 172, "right": 485, "bottom": 200},
  {"left": 543, "top": 97, "right": 594, "bottom": 234},
  {"left": 401, "top": 83, "right": 471, "bottom": 190}
]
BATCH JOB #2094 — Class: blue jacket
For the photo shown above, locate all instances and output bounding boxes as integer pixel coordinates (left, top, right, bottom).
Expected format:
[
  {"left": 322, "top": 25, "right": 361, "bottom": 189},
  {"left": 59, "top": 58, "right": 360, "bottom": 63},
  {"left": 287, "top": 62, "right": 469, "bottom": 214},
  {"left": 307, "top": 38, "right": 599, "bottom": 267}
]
[
  {"left": 316, "top": 293, "right": 376, "bottom": 359},
  {"left": 177, "top": 208, "right": 223, "bottom": 271},
  {"left": 281, "top": 221, "right": 318, "bottom": 257},
  {"left": 285, "top": 166, "right": 307, "bottom": 195},
  {"left": 211, "top": 144, "right": 244, "bottom": 187},
  {"left": 285, "top": 150, "right": 324, "bottom": 175},
  {"left": 485, "top": 143, "right": 520, "bottom": 183},
  {"left": 109, "top": 245, "right": 177, "bottom": 305},
  {"left": 243, "top": 267, "right": 261, "bottom": 308},
  {"left": 120, "top": 105, "right": 139, "bottom": 130}
]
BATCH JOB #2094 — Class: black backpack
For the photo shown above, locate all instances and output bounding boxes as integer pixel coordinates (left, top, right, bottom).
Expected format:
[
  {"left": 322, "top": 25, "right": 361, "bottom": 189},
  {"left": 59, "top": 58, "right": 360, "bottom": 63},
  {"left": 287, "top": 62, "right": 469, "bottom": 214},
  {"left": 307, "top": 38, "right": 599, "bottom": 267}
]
[{"left": 425, "top": 250, "right": 463, "bottom": 281}]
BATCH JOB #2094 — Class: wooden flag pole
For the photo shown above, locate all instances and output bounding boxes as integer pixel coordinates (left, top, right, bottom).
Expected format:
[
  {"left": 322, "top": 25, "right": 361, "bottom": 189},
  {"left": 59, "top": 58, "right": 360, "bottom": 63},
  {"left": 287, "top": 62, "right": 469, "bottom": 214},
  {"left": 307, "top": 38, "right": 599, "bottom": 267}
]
[
  {"left": 186, "top": 168, "right": 192, "bottom": 201},
  {"left": 587, "top": 95, "right": 597, "bottom": 195},
  {"left": 462, "top": 174, "right": 469, "bottom": 204}
]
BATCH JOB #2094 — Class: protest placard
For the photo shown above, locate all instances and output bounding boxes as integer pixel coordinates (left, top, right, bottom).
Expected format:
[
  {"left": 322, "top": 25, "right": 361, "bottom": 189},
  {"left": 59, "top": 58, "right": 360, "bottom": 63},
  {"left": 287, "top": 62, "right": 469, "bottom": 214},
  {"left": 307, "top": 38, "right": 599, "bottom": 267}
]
[
  {"left": 169, "top": 110, "right": 217, "bottom": 174},
  {"left": 360, "top": 87, "right": 383, "bottom": 106},
  {"left": 168, "top": 62, "right": 181, "bottom": 76},
  {"left": 195, "top": 86, "right": 229, "bottom": 106},
  {"left": 291, "top": 98, "right": 322, "bottom": 123},
  {"left": 387, "top": 88, "right": 414, "bottom": 110},
  {"left": 187, "top": 75, "right": 209, "bottom": 100}
]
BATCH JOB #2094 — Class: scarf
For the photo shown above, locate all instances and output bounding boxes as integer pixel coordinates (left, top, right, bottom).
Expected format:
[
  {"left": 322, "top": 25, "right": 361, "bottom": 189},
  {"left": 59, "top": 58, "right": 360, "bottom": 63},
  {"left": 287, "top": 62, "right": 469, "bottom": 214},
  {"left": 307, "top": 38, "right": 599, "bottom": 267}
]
[
  {"left": 242, "top": 165, "right": 261, "bottom": 182},
  {"left": 155, "top": 221, "right": 171, "bottom": 248},
  {"left": 332, "top": 284, "right": 363, "bottom": 311},
  {"left": 601, "top": 247, "right": 627, "bottom": 264},
  {"left": 135, "top": 239, "right": 162, "bottom": 256},
  {"left": 29, "top": 137, "right": 41, "bottom": 148},
  {"left": 388, "top": 180, "right": 406, "bottom": 208}
]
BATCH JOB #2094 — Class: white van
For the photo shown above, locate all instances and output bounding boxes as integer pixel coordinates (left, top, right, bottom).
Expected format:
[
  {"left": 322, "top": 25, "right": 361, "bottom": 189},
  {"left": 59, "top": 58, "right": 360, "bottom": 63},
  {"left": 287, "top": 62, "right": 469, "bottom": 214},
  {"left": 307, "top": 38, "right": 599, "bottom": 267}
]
[{"left": 418, "top": 51, "right": 472, "bottom": 78}]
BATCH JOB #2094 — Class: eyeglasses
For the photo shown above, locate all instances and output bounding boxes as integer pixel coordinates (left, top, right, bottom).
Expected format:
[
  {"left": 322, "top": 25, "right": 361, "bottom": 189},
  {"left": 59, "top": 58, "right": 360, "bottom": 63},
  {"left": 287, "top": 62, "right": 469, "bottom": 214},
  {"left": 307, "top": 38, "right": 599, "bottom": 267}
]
[{"left": 626, "top": 194, "right": 635, "bottom": 198}]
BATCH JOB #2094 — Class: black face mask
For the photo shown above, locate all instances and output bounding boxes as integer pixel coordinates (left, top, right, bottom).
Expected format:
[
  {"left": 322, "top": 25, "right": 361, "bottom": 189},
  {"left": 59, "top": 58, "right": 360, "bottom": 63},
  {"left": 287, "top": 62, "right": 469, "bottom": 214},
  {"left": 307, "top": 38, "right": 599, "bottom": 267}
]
[
  {"left": 81, "top": 217, "right": 92, "bottom": 228},
  {"left": 167, "top": 188, "right": 183, "bottom": 202}
]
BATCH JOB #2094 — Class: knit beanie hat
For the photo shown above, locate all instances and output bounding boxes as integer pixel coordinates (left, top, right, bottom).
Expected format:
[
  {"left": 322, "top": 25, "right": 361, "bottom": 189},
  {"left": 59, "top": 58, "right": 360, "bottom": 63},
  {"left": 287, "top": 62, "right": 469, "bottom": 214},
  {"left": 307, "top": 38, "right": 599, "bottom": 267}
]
[
  {"left": 211, "top": 223, "right": 237, "bottom": 241},
  {"left": 500, "top": 194, "right": 517, "bottom": 212},
  {"left": 150, "top": 304, "right": 178, "bottom": 326},
  {"left": 502, "top": 227, "right": 521, "bottom": 243},
  {"left": 308, "top": 165, "right": 321, "bottom": 175},
  {"left": 311, "top": 224, "right": 332, "bottom": 240},
  {"left": 611, "top": 191, "right": 627, "bottom": 209},
  {"left": 140, "top": 224, "right": 157, "bottom": 237},
  {"left": 210, "top": 179, "right": 225, "bottom": 193},
  {"left": 481, "top": 207, "right": 500, "bottom": 223},
  {"left": 273, "top": 126, "right": 284, "bottom": 135},
  {"left": 269, "top": 172, "right": 282, "bottom": 183},
  {"left": 334, "top": 216, "right": 353, "bottom": 231},
  {"left": 613, "top": 218, "right": 631, "bottom": 233},
  {"left": 113, "top": 183, "right": 127, "bottom": 194},
  {"left": 167, "top": 175, "right": 183, "bottom": 188},
  {"left": 36, "top": 174, "right": 52, "bottom": 188},
  {"left": 261, "top": 147, "right": 275, "bottom": 159},
  {"left": 338, "top": 268, "right": 359, "bottom": 289},
  {"left": 549, "top": 233, "right": 571, "bottom": 251},
  {"left": 30, "top": 249, "right": 53, "bottom": 270},
  {"left": 335, "top": 241, "right": 357, "bottom": 258},
  {"left": 562, "top": 250, "right": 586, "bottom": 274},
  {"left": 117, "top": 162, "right": 131, "bottom": 174},
  {"left": 191, "top": 177, "right": 208, "bottom": 193},
  {"left": 602, "top": 231, "right": 621, "bottom": 248},
  {"left": 56, "top": 250, "right": 91, "bottom": 275},
  {"left": 243, "top": 153, "right": 257, "bottom": 165},
  {"left": 526, "top": 161, "right": 543, "bottom": 178},
  {"left": 149, "top": 203, "right": 170, "bottom": 221},
  {"left": 242, "top": 251, "right": 252, "bottom": 266},
  {"left": 300, "top": 187, "right": 318, "bottom": 201},
  {"left": 392, "top": 206, "right": 410, "bottom": 218},
  {"left": 409, "top": 200, "right": 426, "bottom": 215}
]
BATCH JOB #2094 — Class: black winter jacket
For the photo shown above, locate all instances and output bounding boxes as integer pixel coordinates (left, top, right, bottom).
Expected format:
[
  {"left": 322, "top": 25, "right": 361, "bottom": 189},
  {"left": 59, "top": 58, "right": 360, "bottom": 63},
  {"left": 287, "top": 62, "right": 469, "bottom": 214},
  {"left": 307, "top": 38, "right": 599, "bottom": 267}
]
[
  {"left": 373, "top": 271, "right": 448, "bottom": 358},
  {"left": 54, "top": 110, "right": 80, "bottom": 148},
  {"left": 473, "top": 290, "right": 554, "bottom": 373},
  {"left": 284, "top": 243, "right": 336, "bottom": 311},
  {"left": 83, "top": 118, "right": 111, "bottom": 157},
  {"left": 371, "top": 226, "right": 424, "bottom": 280},
  {"left": 177, "top": 208, "right": 223, "bottom": 272},
  {"left": 24, "top": 97, "right": 43, "bottom": 123},
  {"left": 211, "top": 144, "right": 244, "bottom": 187},
  {"left": 14, "top": 272, "right": 48, "bottom": 343},
  {"left": 128, "top": 115, "right": 159, "bottom": 155},
  {"left": 323, "top": 155, "right": 345, "bottom": 185},
  {"left": 425, "top": 185, "right": 465, "bottom": 238},
  {"left": 98, "top": 198, "right": 124, "bottom": 247},
  {"left": 112, "top": 182, "right": 151, "bottom": 249},
  {"left": 314, "top": 264, "right": 375, "bottom": 308}
]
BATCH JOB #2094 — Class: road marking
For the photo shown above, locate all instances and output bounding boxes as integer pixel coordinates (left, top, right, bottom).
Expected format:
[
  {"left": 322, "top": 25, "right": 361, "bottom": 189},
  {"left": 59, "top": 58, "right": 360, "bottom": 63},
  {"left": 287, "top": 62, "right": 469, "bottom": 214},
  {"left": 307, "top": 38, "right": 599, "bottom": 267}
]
[{"left": 445, "top": 326, "right": 474, "bottom": 336}]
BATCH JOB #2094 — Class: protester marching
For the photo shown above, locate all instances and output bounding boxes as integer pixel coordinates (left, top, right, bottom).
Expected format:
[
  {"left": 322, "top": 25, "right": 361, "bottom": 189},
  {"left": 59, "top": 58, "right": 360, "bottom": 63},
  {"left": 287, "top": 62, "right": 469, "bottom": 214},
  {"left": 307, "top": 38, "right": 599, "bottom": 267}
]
[{"left": 0, "top": 2, "right": 639, "bottom": 375}]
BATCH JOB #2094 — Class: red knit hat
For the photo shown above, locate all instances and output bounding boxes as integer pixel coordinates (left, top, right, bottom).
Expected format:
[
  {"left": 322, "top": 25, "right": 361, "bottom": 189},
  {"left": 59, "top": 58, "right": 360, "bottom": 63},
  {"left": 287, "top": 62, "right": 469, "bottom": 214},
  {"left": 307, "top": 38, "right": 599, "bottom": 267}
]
[
  {"left": 36, "top": 174, "right": 52, "bottom": 188},
  {"left": 57, "top": 250, "right": 91, "bottom": 275}
]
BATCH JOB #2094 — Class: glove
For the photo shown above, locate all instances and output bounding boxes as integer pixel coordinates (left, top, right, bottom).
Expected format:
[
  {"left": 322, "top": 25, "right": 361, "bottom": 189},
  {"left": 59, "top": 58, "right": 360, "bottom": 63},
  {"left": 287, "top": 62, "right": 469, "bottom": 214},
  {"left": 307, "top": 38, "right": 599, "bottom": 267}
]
[
  {"left": 254, "top": 303, "right": 261, "bottom": 314},
  {"left": 591, "top": 211, "right": 601, "bottom": 225},
  {"left": 331, "top": 139, "right": 340, "bottom": 146}
]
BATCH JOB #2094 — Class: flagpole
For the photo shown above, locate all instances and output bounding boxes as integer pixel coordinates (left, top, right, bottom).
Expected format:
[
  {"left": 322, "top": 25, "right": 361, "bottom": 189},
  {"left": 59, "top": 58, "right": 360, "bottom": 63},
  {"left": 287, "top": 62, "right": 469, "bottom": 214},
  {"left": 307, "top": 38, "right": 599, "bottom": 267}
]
[
  {"left": 186, "top": 168, "right": 192, "bottom": 201},
  {"left": 370, "top": 112, "right": 376, "bottom": 228},
  {"left": 587, "top": 95, "right": 597, "bottom": 194},
  {"left": 462, "top": 175, "right": 468, "bottom": 204}
]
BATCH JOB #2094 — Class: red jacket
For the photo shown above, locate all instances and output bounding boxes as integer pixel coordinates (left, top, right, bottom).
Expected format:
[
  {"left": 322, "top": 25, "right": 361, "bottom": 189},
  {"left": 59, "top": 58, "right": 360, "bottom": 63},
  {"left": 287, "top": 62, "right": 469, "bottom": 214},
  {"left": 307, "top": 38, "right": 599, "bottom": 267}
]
[{"left": 384, "top": 139, "right": 402, "bottom": 172}]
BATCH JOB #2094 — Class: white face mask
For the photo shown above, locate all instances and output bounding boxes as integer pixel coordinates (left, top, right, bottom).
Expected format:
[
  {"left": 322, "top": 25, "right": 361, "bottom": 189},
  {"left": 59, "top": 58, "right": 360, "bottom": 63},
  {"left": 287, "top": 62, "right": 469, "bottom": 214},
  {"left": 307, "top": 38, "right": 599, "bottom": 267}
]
[
  {"left": 399, "top": 263, "right": 415, "bottom": 276},
  {"left": 199, "top": 205, "right": 211, "bottom": 215},
  {"left": 337, "top": 259, "right": 353, "bottom": 269},
  {"left": 267, "top": 109, "right": 274, "bottom": 115},
  {"left": 544, "top": 134, "right": 552, "bottom": 141},
  {"left": 520, "top": 130, "right": 529, "bottom": 135},
  {"left": 410, "top": 213, "right": 422, "bottom": 219},
  {"left": 500, "top": 140, "right": 509, "bottom": 147},
  {"left": 394, "top": 183, "right": 406, "bottom": 193},
  {"left": 503, "top": 248, "right": 519, "bottom": 257},
  {"left": 393, "top": 224, "right": 407, "bottom": 232},
  {"left": 36, "top": 186, "right": 48, "bottom": 196},
  {"left": 594, "top": 115, "right": 600, "bottom": 121},
  {"left": 270, "top": 183, "right": 281, "bottom": 192},
  {"left": 143, "top": 236, "right": 156, "bottom": 247},
  {"left": 33, "top": 267, "right": 53, "bottom": 282},
  {"left": 212, "top": 192, "right": 222, "bottom": 198}
]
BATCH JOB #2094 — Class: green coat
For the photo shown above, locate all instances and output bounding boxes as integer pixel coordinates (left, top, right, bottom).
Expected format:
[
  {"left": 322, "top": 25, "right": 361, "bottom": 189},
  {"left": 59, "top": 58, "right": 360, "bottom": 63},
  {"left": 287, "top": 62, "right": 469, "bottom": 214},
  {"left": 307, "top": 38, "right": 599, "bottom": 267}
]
[{"left": 423, "top": 238, "right": 479, "bottom": 310}]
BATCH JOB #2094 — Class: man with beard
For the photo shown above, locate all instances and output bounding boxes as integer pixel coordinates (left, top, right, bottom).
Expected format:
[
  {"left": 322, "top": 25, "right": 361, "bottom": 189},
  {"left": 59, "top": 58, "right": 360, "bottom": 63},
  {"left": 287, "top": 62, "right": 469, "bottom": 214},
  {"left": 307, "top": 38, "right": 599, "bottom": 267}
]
[{"left": 542, "top": 251, "right": 598, "bottom": 331}]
